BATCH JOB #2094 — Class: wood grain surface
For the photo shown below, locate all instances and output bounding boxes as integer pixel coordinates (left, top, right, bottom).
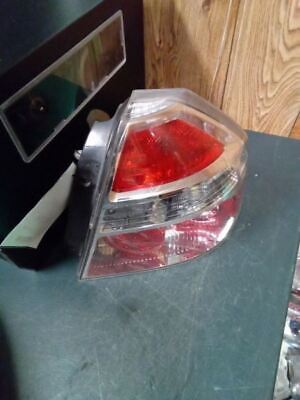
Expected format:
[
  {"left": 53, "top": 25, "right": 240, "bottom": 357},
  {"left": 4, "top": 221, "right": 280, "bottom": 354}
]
[
  {"left": 143, "top": 0, "right": 240, "bottom": 107},
  {"left": 290, "top": 114, "right": 300, "bottom": 139},
  {"left": 222, "top": 0, "right": 300, "bottom": 136},
  {"left": 144, "top": 0, "right": 300, "bottom": 137}
]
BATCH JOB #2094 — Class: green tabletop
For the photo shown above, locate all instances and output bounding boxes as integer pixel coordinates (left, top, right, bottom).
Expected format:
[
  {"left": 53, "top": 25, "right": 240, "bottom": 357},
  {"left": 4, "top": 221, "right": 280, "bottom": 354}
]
[{"left": 0, "top": 131, "right": 300, "bottom": 400}]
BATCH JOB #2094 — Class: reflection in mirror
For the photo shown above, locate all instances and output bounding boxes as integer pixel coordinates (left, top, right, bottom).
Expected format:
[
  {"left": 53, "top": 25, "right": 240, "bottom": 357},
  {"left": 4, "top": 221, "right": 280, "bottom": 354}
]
[{"left": 1, "top": 12, "right": 125, "bottom": 161}]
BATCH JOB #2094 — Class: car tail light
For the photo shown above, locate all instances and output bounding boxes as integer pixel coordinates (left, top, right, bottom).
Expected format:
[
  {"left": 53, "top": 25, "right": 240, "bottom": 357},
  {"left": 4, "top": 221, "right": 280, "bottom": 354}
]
[{"left": 67, "top": 89, "right": 247, "bottom": 279}]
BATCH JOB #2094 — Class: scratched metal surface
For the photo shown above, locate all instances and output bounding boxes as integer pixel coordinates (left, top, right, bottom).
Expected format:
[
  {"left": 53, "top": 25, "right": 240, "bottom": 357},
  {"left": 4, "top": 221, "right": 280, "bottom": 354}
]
[{"left": 0, "top": 131, "right": 300, "bottom": 400}]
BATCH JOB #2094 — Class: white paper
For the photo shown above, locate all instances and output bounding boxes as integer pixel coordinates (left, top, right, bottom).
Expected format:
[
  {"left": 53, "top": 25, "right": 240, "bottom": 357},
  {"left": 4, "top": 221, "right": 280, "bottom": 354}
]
[{"left": 1, "top": 163, "right": 76, "bottom": 249}]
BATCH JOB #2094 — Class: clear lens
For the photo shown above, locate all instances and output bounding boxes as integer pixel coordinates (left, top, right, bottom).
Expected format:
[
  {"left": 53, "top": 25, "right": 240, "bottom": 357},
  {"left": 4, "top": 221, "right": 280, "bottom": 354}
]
[
  {"left": 82, "top": 187, "right": 242, "bottom": 278},
  {"left": 101, "top": 168, "right": 244, "bottom": 233}
]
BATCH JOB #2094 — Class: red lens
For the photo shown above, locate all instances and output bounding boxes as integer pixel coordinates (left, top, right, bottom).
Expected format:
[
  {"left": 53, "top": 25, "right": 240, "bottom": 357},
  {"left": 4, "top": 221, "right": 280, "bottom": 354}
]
[{"left": 112, "top": 119, "right": 224, "bottom": 192}]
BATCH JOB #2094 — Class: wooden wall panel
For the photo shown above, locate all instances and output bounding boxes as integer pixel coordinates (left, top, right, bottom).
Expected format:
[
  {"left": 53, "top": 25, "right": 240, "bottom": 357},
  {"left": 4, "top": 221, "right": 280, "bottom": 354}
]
[
  {"left": 144, "top": 0, "right": 300, "bottom": 137},
  {"left": 290, "top": 114, "right": 300, "bottom": 139},
  {"left": 143, "top": 0, "right": 240, "bottom": 107},
  {"left": 222, "top": 0, "right": 300, "bottom": 136}
]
